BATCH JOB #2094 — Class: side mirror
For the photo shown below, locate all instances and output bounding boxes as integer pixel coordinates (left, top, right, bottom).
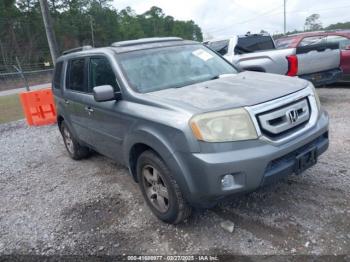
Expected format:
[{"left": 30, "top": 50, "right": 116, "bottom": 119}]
[{"left": 93, "top": 85, "right": 116, "bottom": 102}]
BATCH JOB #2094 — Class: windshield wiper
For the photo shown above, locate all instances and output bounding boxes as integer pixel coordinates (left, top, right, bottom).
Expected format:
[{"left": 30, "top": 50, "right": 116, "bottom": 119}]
[
  {"left": 210, "top": 75, "right": 220, "bottom": 80},
  {"left": 209, "top": 73, "right": 236, "bottom": 80}
]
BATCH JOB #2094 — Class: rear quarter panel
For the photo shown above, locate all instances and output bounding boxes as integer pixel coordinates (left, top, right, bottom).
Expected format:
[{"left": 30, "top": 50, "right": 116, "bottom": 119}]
[{"left": 340, "top": 50, "right": 350, "bottom": 75}]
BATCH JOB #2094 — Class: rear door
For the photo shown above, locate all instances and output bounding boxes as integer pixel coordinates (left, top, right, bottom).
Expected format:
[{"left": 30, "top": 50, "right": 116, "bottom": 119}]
[
  {"left": 296, "top": 35, "right": 340, "bottom": 75},
  {"left": 326, "top": 35, "right": 350, "bottom": 75},
  {"left": 64, "top": 57, "right": 91, "bottom": 143}
]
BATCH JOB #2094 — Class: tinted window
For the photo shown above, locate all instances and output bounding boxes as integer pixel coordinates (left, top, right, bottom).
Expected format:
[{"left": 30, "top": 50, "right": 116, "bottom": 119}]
[
  {"left": 207, "top": 40, "right": 229, "bottom": 55},
  {"left": 53, "top": 61, "right": 63, "bottom": 89},
  {"left": 118, "top": 45, "right": 237, "bottom": 93},
  {"left": 66, "top": 58, "right": 86, "bottom": 92},
  {"left": 299, "top": 36, "right": 326, "bottom": 47},
  {"left": 275, "top": 37, "right": 297, "bottom": 49},
  {"left": 236, "top": 35, "right": 275, "bottom": 53},
  {"left": 326, "top": 35, "right": 350, "bottom": 50},
  {"left": 89, "top": 57, "right": 119, "bottom": 92}
]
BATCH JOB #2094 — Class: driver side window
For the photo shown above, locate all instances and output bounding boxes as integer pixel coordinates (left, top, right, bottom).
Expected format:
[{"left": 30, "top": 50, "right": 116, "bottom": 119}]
[{"left": 88, "top": 56, "right": 119, "bottom": 93}]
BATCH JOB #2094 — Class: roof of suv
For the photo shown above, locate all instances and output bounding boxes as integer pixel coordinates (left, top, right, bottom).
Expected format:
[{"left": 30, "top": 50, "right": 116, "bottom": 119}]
[{"left": 58, "top": 37, "right": 198, "bottom": 61}]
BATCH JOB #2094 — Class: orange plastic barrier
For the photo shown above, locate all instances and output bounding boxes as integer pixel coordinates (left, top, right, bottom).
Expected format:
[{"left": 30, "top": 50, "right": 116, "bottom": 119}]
[{"left": 19, "top": 88, "right": 57, "bottom": 126}]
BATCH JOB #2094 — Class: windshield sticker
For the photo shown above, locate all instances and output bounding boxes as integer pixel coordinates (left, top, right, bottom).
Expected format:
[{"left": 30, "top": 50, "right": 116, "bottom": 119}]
[{"left": 192, "top": 49, "right": 213, "bottom": 61}]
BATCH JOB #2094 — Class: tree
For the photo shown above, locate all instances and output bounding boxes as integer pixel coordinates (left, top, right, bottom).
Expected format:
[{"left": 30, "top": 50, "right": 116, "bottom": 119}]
[
  {"left": 0, "top": 3, "right": 203, "bottom": 65},
  {"left": 326, "top": 22, "right": 350, "bottom": 30},
  {"left": 304, "top": 14, "right": 322, "bottom": 31}
]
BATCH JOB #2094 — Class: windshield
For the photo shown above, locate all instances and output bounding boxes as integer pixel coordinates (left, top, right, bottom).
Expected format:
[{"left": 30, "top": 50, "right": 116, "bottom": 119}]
[{"left": 117, "top": 44, "right": 237, "bottom": 93}]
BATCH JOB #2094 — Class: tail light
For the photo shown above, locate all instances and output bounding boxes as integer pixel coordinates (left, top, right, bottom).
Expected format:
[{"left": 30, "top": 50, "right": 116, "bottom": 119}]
[{"left": 286, "top": 55, "right": 298, "bottom": 76}]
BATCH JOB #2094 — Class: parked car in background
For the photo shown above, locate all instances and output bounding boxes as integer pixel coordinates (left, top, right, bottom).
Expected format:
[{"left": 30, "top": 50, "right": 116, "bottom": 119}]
[
  {"left": 275, "top": 30, "right": 350, "bottom": 82},
  {"left": 53, "top": 37, "right": 329, "bottom": 224},
  {"left": 205, "top": 33, "right": 342, "bottom": 86}
]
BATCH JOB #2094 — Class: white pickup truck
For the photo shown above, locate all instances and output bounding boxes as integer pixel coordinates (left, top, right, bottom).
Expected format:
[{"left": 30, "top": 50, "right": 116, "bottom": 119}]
[{"left": 204, "top": 34, "right": 342, "bottom": 86}]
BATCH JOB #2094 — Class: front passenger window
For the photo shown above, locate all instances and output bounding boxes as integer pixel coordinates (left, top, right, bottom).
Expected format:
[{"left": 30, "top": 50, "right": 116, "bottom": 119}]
[{"left": 89, "top": 57, "right": 119, "bottom": 92}]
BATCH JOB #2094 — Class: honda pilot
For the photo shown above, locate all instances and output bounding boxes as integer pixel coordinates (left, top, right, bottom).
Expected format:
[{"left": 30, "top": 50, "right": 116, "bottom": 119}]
[{"left": 52, "top": 37, "right": 329, "bottom": 224}]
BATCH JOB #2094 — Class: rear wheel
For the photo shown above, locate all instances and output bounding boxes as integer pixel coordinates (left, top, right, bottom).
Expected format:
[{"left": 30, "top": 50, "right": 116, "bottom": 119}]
[
  {"left": 137, "top": 150, "right": 191, "bottom": 224},
  {"left": 60, "top": 121, "right": 90, "bottom": 160}
]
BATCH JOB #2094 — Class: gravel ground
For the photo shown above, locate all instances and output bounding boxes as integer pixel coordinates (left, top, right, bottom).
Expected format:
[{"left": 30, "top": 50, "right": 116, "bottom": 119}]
[{"left": 0, "top": 86, "right": 349, "bottom": 257}]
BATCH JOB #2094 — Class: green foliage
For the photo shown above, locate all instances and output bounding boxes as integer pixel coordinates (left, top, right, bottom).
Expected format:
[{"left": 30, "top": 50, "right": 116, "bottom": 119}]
[
  {"left": 325, "top": 22, "right": 350, "bottom": 30},
  {"left": 0, "top": 1, "right": 203, "bottom": 65},
  {"left": 304, "top": 13, "right": 322, "bottom": 31}
]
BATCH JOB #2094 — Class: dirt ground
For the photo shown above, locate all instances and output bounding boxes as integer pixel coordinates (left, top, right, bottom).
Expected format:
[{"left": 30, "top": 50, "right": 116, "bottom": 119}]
[{"left": 0, "top": 86, "right": 349, "bottom": 258}]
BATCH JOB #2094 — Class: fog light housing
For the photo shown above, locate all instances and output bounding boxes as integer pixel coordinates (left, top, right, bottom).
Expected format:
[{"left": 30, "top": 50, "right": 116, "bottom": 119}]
[{"left": 221, "top": 174, "right": 234, "bottom": 190}]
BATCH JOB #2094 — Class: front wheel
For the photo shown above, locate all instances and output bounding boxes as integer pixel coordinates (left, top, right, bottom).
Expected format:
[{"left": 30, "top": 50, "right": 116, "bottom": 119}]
[{"left": 137, "top": 150, "right": 192, "bottom": 224}]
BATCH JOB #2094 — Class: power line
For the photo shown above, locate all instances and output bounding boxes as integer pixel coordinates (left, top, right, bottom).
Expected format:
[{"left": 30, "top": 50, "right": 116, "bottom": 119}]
[
  {"left": 206, "top": 6, "right": 282, "bottom": 34},
  {"left": 204, "top": 3, "right": 350, "bottom": 35}
]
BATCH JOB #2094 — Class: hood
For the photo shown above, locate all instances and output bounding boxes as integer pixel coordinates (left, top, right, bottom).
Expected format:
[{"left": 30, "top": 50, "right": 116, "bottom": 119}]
[{"left": 146, "top": 71, "right": 309, "bottom": 113}]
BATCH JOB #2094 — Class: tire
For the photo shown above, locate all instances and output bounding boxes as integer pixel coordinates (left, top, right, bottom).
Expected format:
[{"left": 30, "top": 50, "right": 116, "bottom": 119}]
[
  {"left": 59, "top": 121, "right": 90, "bottom": 160},
  {"left": 137, "top": 150, "right": 192, "bottom": 224}
]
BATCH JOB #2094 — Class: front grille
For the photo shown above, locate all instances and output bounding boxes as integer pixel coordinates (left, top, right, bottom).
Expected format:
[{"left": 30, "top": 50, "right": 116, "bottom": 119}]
[{"left": 257, "top": 98, "right": 311, "bottom": 138}]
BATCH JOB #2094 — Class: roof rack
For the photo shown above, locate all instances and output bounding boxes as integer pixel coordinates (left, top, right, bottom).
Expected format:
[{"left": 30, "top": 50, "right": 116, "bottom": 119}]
[
  {"left": 62, "top": 45, "right": 93, "bottom": 55},
  {"left": 111, "top": 37, "right": 183, "bottom": 47}
]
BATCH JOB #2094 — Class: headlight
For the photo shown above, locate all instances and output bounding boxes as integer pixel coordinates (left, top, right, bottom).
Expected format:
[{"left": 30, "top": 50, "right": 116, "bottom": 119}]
[
  {"left": 310, "top": 83, "right": 321, "bottom": 111},
  {"left": 190, "top": 108, "right": 258, "bottom": 142}
]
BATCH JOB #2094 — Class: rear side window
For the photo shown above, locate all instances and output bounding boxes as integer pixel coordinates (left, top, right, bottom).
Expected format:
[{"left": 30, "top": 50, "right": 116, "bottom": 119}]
[
  {"left": 88, "top": 57, "right": 119, "bottom": 92},
  {"left": 53, "top": 61, "right": 63, "bottom": 89},
  {"left": 66, "top": 58, "right": 86, "bottom": 92},
  {"left": 299, "top": 36, "right": 326, "bottom": 47},
  {"left": 236, "top": 35, "right": 275, "bottom": 53},
  {"left": 207, "top": 40, "right": 229, "bottom": 55},
  {"left": 275, "top": 37, "right": 298, "bottom": 49}
]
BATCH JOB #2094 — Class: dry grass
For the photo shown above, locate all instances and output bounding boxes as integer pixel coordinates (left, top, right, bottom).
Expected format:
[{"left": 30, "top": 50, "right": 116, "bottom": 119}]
[{"left": 0, "top": 94, "right": 24, "bottom": 124}]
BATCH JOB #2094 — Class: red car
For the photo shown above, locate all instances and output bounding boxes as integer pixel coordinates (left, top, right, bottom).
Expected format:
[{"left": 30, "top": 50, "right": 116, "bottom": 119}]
[{"left": 275, "top": 30, "right": 350, "bottom": 81}]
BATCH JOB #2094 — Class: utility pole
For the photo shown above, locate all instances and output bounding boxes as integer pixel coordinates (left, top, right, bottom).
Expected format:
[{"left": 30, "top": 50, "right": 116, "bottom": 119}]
[
  {"left": 89, "top": 15, "right": 95, "bottom": 47},
  {"left": 284, "top": 0, "right": 287, "bottom": 35},
  {"left": 39, "top": 0, "right": 59, "bottom": 64}
]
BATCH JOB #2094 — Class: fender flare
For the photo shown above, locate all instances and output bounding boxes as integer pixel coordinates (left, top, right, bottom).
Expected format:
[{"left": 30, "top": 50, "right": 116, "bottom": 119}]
[{"left": 123, "top": 127, "right": 194, "bottom": 201}]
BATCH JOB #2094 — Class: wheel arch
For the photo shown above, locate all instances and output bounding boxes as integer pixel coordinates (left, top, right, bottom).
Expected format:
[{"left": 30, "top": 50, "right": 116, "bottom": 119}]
[{"left": 124, "top": 129, "right": 193, "bottom": 201}]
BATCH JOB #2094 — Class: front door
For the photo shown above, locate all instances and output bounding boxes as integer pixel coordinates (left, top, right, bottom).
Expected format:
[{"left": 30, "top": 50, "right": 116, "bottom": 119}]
[{"left": 83, "top": 56, "right": 130, "bottom": 163}]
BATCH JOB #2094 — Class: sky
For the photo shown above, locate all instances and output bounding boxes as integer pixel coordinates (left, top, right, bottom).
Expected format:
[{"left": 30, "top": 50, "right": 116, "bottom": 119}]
[{"left": 112, "top": 0, "right": 350, "bottom": 39}]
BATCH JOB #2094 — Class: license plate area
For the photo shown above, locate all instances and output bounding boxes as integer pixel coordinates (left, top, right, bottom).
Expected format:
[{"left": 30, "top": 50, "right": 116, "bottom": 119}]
[{"left": 295, "top": 147, "right": 317, "bottom": 174}]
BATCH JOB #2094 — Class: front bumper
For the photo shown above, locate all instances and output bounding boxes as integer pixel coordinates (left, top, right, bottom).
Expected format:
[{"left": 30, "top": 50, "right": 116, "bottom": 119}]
[
  {"left": 177, "top": 110, "right": 329, "bottom": 207},
  {"left": 300, "top": 68, "right": 343, "bottom": 86}
]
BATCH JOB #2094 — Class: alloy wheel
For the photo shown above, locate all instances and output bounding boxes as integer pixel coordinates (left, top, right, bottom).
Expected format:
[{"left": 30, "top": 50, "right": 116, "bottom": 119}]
[{"left": 142, "top": 164, "right": 170, "bottom": 213}]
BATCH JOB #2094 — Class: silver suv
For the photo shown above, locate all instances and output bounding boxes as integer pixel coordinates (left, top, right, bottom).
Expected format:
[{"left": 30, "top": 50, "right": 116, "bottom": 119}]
[{"left": 52, "top": 37, "right": 329, "bottom": 224}]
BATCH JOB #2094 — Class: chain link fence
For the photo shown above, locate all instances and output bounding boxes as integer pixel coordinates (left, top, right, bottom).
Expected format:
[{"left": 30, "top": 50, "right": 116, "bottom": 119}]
[{"left": 0, "top": 60, "right": 53, "bottom": 92}]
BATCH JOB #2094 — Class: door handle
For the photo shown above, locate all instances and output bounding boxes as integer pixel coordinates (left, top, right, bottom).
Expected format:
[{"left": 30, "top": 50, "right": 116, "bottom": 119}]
[
  {"left": 64, "top": 99, "right": 70, "bottom": 105},
  {"left": 84, "top": 106, "right": 94, "bottom": 113}
]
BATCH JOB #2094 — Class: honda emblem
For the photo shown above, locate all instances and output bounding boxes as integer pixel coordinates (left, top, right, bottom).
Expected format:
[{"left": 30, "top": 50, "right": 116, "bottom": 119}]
[{"left": 288, "top": 109, "right": 299, "bottom": 123}]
